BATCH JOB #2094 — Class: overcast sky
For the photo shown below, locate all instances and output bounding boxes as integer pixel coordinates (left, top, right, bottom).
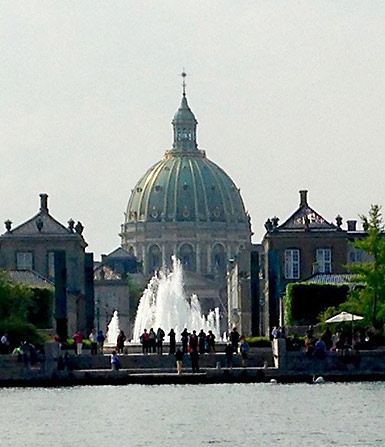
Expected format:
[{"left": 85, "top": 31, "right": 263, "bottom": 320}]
[{"left": 1, "top": 1, "right": 385, "bottom": 259}]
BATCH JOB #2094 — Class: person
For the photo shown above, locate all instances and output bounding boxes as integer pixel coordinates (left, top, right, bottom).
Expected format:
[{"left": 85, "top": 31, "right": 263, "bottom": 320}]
[
  {"left": 181, "top": 328, "right": 190, "bottom": 354},
  {"left": 97, "top": 330, "right": 105, "bottom": 354},
  {"left": 168, "top": 329, "right": 176, "bottom": 355},
  {"left": 175, "top": 348, "right": 184, "bottom": 374},
  {"left": 117, "top": 330, "right": 126, "bottom": 354},
  {"left": 89, "top": 329, "right": 98, "bottom": 355},
  {"left": 149, "top": 328, "right": 157, "bottom": 353},
  {"left": 198, "top": 329, "right": 206, "bottom": 354},
  {"left": 140, "top": 329, "right": 150, "bottom": 354},
  {"left": 206, "top": 330, "right": 216, "bottom": 352},
  {"left": 189, "top": 330, "right": 198, "bottom": 352},
  {"left": 321, "top": 327, "right": 333, "bottom": 351},
  {"left": 225, "top": 342, "right": 234, "bottom": 369},
  {"left": 240, "top": 338, "right": 249, "bottom": 366},
  {"left": 157, "top": 327, "right": 165, "bottom": 354},
  {"left": 110, "top": 350, "right": 121, "bottom": 370},
  {"left": 0, "top": 333, "right": 10, "bottom": 354},
  {"left": 190, "top": 348, "right": 199, "bottom": 373},
  {"left": 230, "top": 327, "right": 240, "bottom": 353},
  {"left": 314, "top": 338, "right": 326, "bottom": 359},
  {"left": 73, "top": 331, "right": 84, "bottom": 355}
]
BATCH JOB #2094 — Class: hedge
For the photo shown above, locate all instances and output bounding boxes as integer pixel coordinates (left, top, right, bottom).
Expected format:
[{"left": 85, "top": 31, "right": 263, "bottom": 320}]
[{"left": 285, "top": 282, "right": 349, "bottom": 325}]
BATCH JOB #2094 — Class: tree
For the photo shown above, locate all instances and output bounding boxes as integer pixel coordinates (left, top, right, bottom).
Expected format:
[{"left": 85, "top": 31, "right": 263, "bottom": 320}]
[{"left": 348, "top": 205, "right": 385, "bottom": 329}]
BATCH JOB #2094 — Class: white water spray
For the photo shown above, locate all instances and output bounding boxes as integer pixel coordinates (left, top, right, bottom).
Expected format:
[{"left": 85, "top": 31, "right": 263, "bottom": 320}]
[
  {"left": 133, "top": 256, "right": 220, "bottom": 341},
  {"left": 106, "top": 310, "right": 120, "bottom": 345}
]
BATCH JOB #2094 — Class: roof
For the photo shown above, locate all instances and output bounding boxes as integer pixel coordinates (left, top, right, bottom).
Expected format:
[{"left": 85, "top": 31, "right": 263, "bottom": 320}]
[
  {"left": 303, "top": 273, "right": 355, "bottom": 285},
  {"left": 105, "top": 247, "right": 135, "bottom": 260},
  {"left": 6, "top": 270, "right": 54, "bottom": 289},
  {"left": 124, "top": 92, "right": 248, "bottom": 226}
]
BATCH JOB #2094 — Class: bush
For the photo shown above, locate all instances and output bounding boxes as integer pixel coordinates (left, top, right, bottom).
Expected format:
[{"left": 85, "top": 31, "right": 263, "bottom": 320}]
[
  {"left": 0, "top": 320, "right": 46, "bottom": 349},
  {"left": 245, "top": 336, "right": 271, "bottom": 347}
]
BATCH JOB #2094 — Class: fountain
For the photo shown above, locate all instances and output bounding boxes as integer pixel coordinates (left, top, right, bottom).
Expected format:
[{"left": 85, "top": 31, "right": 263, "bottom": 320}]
[
  {"left": 133, "top": 256, "right": 221, "bottom": 342},
  {"left": 106, "top": 310, "right": 120, "bottom": 346}
]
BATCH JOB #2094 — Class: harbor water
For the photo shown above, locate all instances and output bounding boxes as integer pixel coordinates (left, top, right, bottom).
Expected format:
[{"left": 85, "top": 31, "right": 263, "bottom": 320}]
[{"left": 1, "top": 382, "right": 384, "bottom": 446}]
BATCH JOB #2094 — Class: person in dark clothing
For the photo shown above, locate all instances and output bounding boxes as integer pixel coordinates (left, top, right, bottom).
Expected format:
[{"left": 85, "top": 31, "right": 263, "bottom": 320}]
[
  {"left": 116, "top": 330, "right": 126, "bottom": 354},
  {"left": 229, "top": 327, "right": 240, "bottom": 353},
  {"left": 225, "top": 342, "right": 234, "bottom": 369},
  {"left": 189, "top": 330, "right": 198, "bottom": 352},
  {"left": 168, "top": 329, "right": 176, "bottom": 354},
  {"left": 157, "top": 327, "right": 165, "bottom": 354},
  {"left": 149, "top": 328, "right": 157, "bottom": 353},
  {"left": 175, "top": 348, "right": 184, "bottom": 374},
  {"left": 181, "top": 328, "right": 190, "bottom": 354},
  {"left": 190, "top": 349, "right": 199, "bottom": 373},
  {"left": 206, "top": 330, "right": 216, "bottom": 352},
  {"left": 198, "top": 329, "right": 206, "bottom": 354},
  {"left": 321, "top": 327, "right": 333, "bottom": 351}
]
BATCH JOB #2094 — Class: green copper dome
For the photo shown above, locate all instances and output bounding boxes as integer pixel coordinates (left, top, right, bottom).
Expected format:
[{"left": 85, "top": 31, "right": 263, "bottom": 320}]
[{"left": 125, "top": 93, "right": 247, "bottom": 224}]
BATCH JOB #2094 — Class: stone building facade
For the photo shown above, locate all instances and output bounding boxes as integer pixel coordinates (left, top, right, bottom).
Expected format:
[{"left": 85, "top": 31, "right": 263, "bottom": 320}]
[
  {"left": 262, "top": 190, "right": 367, "bottom": 336},
  {"left": 0, "top": 193, "right": 94, "bottom": 338}
]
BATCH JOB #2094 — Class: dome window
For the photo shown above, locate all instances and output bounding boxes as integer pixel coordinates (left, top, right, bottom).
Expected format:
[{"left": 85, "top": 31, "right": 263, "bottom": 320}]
[
  {"left": 210, "top": 184, "right": 216, "bottom": 190},
  {"left": 154, "top": 185, "right": 162, "bottom": 192},
  {"left": 183, "top": 206, "right": 190, "bottom": 218},
  {"left": 151, "top": 207, "right": 159, "bottom": 219},
  {"left": 183, "top": 183, "right": 189, "bottom": 191},
  {"left": 213, "top": 207, "right": 221, "bottom": 218},
  {"left": 136, "top": 187, "right": 142, "bottom": 193}
]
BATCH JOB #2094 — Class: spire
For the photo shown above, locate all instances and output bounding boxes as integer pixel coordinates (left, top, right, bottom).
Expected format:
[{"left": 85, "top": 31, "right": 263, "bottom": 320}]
[{"left": 172, "top": 70, "right": 198, "bottom": 152}]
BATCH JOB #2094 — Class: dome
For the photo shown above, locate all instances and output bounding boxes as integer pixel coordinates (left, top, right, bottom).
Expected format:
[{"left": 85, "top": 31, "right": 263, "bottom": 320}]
[
  {"left": 125, "top": 91, "right": 247, "bottom": 225},
  {"left": 126, "top": 151, "right": 247, "bottom": 224}
]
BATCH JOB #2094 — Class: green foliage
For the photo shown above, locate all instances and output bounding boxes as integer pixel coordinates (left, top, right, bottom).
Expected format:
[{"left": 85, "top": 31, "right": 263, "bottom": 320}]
[
  {"left": 0, "top": 272, "right": 50, "bottom": 348},
  {"left": 348, "top": 205, "right": 385, "bottom": 329},
  {"left": 127, "top": 275, "right": 144, "bottom": 319},
  {"left": 245, "top": 336, "right": 271, "bottom": 347},
  {"left": 285, "top": 283, "right": 349, "bottom": 325}
]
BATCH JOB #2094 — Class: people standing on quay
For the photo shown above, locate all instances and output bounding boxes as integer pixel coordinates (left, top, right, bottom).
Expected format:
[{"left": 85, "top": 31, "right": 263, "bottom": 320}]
[
  {"left": 97, "top": 330, "right": 105, "bottom": 354},
  {"left": 198, "top": 329, "right": 206, "bottom": 354},
  {"left": 89, "top": 329, "right": 98, "bottom": 355},
  {"left": 168, "top": 329, "right": 176, "bottom": 354},
  {"left": 157, "top": 327, "right": 165, "bottom": 354},
  {"left": 73, "top": 331, "right": 84, "bottom": 355},
  {"left": 117, "top": 330, "right": 126, "bottom": 354},
  {"left": 181, "top": 328, "right": 190, "bottom": 354},
  {"left": 175, "top": 348, "right": 184, "bottom": 374},
  {"left": 140, "top": 329, "right": 150, "bottom": 354},
  {"left": 230, "top": 327, "right": 240, "bottom": 353},
  {"left": 240, "top": 338, "right": 249, "bottom": 367},
  {"left": 206, "top": 330, "right": 216, "bottom": 352},
  {"left": 110, "top": 350, "right": 121, "bottom": 370},
  {"left": 225, "top": 342, "right": 234, "bottom": 369},
  {"left": 149, "top": 328, "right": 157, "bottom": 353}
]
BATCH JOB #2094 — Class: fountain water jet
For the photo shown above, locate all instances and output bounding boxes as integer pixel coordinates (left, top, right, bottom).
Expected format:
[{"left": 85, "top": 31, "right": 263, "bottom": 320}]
[
  {"left": 133, "top": 256, "right": 220, "bottom": 341},
  {"left": 106, "top": 310, "right": 120, "bottom": 346}
]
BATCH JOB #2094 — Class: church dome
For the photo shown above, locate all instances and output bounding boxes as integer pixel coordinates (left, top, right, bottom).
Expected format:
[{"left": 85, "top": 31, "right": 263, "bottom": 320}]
[{"left": 125, "top": 88, "right": 247, "bottom": 225}]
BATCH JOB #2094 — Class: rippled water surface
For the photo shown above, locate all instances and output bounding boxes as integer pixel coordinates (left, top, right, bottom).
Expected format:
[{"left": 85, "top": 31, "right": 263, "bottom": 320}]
[{"left": 1, "top": 382, "right": 385, "bottom": 446}]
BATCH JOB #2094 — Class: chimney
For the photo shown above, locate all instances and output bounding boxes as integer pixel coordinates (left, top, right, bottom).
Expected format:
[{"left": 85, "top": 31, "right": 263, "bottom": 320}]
[
  {"left": 39, "top": 193, "right": 49, "bottom": 213},
  {"left": 299, "top": 190, "right": 308, "bottom": 206},
  {"left": 347, "top": 220, "right": 357, "bottom": 232}
]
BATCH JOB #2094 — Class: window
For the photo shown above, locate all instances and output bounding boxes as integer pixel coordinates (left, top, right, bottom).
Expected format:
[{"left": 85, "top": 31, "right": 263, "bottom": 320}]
[
  {"left": 16, "top": 252, "right": 33, "bottom": 270},
  {"left": 316, "top": 248, "right": 332, "bottom": 273},
  {"left": 349, "top": 250, "right": 363, "bottom": 264},
  {"left": 284, "top": 249, "right": 300, "bottom": 279}
]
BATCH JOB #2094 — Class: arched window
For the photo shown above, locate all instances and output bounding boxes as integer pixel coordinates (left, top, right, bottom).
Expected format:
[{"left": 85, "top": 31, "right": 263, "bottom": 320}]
[
  {"left": 148, "top": 245, "right": 161, "bottom": 274},
  {"left": 212, "top": 244, "right": 226, "bottom": 275},
  {"left": 179, "top": 243, "right": 196, "bottom": 272}
]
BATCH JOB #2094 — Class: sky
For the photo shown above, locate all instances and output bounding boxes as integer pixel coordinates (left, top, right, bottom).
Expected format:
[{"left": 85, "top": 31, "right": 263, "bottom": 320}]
[{"left": 1, "top": 1, "right": 385, "bottom": 259}]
